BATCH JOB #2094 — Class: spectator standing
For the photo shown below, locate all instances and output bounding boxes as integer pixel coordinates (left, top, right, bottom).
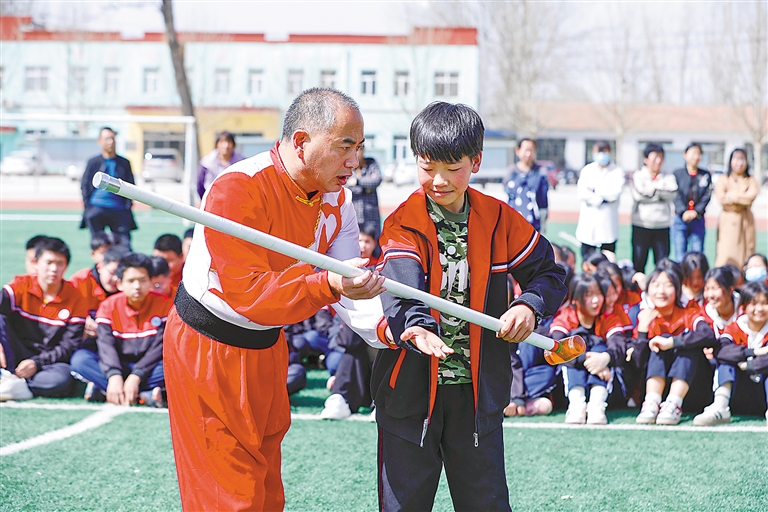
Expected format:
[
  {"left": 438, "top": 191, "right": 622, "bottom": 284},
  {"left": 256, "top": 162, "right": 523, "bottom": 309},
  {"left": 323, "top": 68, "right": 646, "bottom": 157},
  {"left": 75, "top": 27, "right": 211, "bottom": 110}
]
[
  {"left": 671, "top": 143, "right": 712, "bottom": 261},
  {"left": 505, "top": 138, "right": 549, "bottom": 232},
  {"left": 346, "top": 143, "right": 382, "bottom": 237},
  {"left": 630, "top": 144, "right": 678, "bottom": 273},
  {"left": 196, "top": 131, "right": 245, "bottom": 199},
  {"left": 80, "top": 127, "right": 137, "bottom": 247},
  {"left": 715, "top": 148, "right": 759, "bottom": 268},
  {"left": 575, "top": 141, "right": 625, "bottom": 259}
]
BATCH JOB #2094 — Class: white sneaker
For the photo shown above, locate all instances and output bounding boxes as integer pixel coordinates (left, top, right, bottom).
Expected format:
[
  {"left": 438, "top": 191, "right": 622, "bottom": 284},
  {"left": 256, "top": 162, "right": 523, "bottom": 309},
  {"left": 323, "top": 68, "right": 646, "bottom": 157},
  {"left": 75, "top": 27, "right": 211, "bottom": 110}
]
[
  {"left": 586, "top": 401, "right": 608, "bottom": 425},
  {"left": 693, "top": 405, "right": 731, "bottom": 426},
  {"left": 320, "top": 393, "right": 351, "bottom": 420},
  {"left": 656, "top": 401, "right": 683, "bottom": 425},
  {"left": 565, "top": 401, "right": 587, "bottom": 424},
  {"left": 636, "top": 400, "right": 660, "bottom": 424},
  {"left": 325, "top": 375, "right": 336, "bottom": 391},
  {"left": 0, "top": 369, "right": 33, "bottom": 401}
]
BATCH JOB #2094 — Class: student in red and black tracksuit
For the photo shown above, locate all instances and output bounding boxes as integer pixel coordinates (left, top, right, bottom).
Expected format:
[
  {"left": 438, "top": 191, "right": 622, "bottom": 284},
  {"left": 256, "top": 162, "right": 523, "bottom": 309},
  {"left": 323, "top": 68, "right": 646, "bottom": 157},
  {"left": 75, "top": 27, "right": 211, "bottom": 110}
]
[
  {"left": 552, "top": 273, "right": 626, "bottom": 425},
  {"left": 70, "top": 253, "right": 171, "bottom": 405},
  {"left": 696, "top": 281, "right": 768, "bottom": 424},
  {"left": 632, "top": 268, "right": 716, "bottom": 425},
  {"left": 374, "top": 103, "right": 566, "bottom": 511},
  {"left": 0, "top": 238, "right": 86, "bottom": 398}
]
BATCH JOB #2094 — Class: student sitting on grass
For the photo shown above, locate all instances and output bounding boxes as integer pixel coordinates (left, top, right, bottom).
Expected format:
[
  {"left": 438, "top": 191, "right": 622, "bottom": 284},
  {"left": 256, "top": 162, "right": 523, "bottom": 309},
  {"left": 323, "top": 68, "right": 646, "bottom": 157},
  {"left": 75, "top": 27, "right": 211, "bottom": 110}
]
[
  {"left": 374, "top": 102, "right": 566, "bottom": 511},
  {"left": 24, "top": 235, "right": 49, "bottom": 276},
  {"left": 149, "top": 255, "right": 176, "bottom": 299},
  {"left": 552, "top": 273, "right": 626, "bottom": 424},
  {"left": 152, "top": 233, "right": 184, "bottom": 287},
  {"left": 69, "top": 253, "right": 171, "bottom": 406},
  {"left": 0, "top": 237, "right": 87, "bottom": 401},
  {"left": 701, "top": 267, "right": 740, "bottom": 338},
  {"left": 695, "top": 281, "right": 768, "bottom": 426},
  {"left": 633, "top": 268, "right": 716, "bottom": 425},
  {"left": 681, "top": 252, "right": 709, "bottom": 307},
  {"left": 744, "top": 253, "right": 768, "bottom": 285}
]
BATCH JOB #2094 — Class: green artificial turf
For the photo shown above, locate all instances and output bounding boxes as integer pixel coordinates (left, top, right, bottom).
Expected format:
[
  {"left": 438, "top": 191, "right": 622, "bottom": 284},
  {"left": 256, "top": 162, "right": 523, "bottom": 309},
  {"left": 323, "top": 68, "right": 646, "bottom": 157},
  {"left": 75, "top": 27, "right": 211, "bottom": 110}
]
[{"left": 0, "top": 408, "right": 92, "bottom": 447}]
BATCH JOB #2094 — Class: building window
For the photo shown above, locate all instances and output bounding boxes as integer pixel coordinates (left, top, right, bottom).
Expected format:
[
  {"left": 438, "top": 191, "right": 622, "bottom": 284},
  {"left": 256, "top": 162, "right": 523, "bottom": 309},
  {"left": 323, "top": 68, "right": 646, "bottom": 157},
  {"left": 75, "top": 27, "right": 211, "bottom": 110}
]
[
  {"left": 24, "top": 67, "right": 49, "bottom": 92},
  {"left": 104, "top": 68, "right": 119, "bottom": 95},
  {"left": 320, "top": 70, "right": 336, "bottom": 89},
  {"left": 361, "top": 70, "right": 376, "bottom": 96},
  {"left": 287, "top": 70, "right": 303, "bottom": 94},
  {"left": 69, "top": 66, "right": 87, "bottom": 94},
  {"left": 214, "top": 68, "right": 230, "bottom": 94},
  {"left": 143, "top": 68, "right": 159, "bottom": 94},
  {"left": 248, "top": 69, "right": 264, "bottom": 95},
  {"left": 434, "top": 71, "right": 458, "bottom": 97},
  {"left": 394, "top": 71, "right": 409, "bottom": 97},
  {"left": 535, "top": 139, "right": 567, "bottom": 168},
  {"left": 393, "top": 135, "right": 408, "bottom": 161}
]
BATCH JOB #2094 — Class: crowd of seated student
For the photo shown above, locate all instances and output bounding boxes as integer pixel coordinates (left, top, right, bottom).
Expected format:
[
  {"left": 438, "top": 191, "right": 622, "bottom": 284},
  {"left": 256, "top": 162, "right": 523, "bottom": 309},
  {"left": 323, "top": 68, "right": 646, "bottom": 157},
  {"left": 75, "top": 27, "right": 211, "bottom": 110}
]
[
  {"left": 0, "top": 232, "right": 187, "bottom": 407},
  {"left": 505, "top": 242, "right": 768, "bottom": 426}
]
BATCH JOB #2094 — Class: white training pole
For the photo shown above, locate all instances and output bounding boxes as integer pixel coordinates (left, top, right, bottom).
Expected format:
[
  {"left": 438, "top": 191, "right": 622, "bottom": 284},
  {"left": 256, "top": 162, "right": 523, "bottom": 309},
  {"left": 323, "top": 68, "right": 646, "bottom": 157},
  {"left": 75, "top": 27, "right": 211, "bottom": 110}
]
[{"left": 93, "top": 172, "right": 556, "bottom": 351}]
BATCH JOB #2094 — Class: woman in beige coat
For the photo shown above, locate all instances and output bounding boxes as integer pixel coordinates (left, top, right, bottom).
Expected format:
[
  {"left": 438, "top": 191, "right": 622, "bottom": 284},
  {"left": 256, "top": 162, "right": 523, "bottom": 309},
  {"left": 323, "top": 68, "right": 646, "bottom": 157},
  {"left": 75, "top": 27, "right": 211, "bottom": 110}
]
[{"left": 715, "top": 148, "right": 759, "bottom": 267}]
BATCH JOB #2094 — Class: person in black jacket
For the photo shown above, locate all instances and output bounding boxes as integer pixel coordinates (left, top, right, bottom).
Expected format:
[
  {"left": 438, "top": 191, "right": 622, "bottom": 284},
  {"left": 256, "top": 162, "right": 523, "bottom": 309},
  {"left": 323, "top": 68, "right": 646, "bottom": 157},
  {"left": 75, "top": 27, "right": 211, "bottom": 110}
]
[
  {"left": 671, "top": 143, "right": 711, "bottom": 262},
  {"left": 80, "top": 127, "right": 137, "bottom": 247}
]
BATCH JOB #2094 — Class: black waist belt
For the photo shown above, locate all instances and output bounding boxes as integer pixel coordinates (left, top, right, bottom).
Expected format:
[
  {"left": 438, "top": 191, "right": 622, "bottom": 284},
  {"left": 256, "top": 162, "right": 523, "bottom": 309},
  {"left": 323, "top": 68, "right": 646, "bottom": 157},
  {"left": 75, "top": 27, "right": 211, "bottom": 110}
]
[{"left": 174, "top": 282, "right": 281, "bottom": 349}]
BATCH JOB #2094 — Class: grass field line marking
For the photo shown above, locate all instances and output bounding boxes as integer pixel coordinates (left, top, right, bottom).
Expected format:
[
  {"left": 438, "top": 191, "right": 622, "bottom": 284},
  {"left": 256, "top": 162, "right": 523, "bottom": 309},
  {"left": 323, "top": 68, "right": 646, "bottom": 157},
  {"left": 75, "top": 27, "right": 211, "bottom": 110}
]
[
  {"left": 501, "top": 421, "right": 768, "bottom": 433},
  {"left": 0, "top": 406, "right": 127, "bottom": 456},
  {"left": 0, "top": 401, "right": 169, "bottom": 413}
]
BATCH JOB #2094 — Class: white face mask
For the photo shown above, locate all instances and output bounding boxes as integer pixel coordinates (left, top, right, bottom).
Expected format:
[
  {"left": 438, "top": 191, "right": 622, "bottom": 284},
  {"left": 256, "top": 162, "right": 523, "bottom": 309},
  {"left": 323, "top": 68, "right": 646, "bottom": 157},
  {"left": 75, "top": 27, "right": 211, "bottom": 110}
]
[
  {"left": 594, "top": 152, "right": 611, "bottom": 167},
  {"left": 745, "top": 266, "right": 767, "bottom": 283}
]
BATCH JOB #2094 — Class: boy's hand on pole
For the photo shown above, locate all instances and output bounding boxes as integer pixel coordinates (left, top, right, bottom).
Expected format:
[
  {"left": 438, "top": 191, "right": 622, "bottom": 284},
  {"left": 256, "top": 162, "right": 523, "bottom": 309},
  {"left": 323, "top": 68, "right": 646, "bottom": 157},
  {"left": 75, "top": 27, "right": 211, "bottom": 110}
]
[
  {"left": 497, "top": 305, "right": 535, "bottom": 343},
  {"left": 400, "top": 326, "right": 454, "bottom": 358},
  {"left": 328, "top": 258, "right": 387, "bottom": 300}
]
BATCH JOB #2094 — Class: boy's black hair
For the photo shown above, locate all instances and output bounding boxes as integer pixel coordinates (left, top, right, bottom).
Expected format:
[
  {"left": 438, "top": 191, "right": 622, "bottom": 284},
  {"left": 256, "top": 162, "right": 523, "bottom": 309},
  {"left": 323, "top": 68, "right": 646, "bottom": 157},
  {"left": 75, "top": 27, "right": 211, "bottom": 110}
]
[
  {"left": 149, "top": 255, "right": 171, "bottom": 278},
  {"left": 656, "top": 258, "right": 683, "bottom": 284},
  {"left": 102, "top": 245, "right": 132, "bottom": 266},
  {"left": 34, "top": 237, "right": 71, "bottom": 264},
  {"left": 26, "top": 235, "right": 49, "bottom": 251},
  {"left": 593, "top": 140, "right": 611, "bottom": 153},
  {"left": 746, "top": 253, "right": 768, "bottom": 269},
  {"left": 740, "top": 281, "right": 768, "bottom": 308},
  {"left": 568, "top": 273, "right": 605, "bottom": 315},
  {"left": 727, "top": 148, "right": 750, "bottom": 177},
  {"left": 154, "top": 234, "right": 183, "bottom": 256},
  {"left": 684, "top": 143, "right": 702, "bottom": 154},
  {"left": 583, "top": 251, "right": 609, "bottom": 271},
  {"left": 646, "top": 267, "right": 684, "bottom": 308},
  {"left": 90, "top": 231, "right": 117, "bottom": 252},
  {"left": 704, "top": 267, "right": 735, "bottom": 293},
  {"left": 643, "top": 143, "right": 665, "bottom": 159},
  {"left": 183, "top": 228, "right": 194, "bottom": 240},
  {"left": 681, "top": 252, "right": 710, "bottom": 282},
  {"left": 410, "top": 102, "right": 484, "bottom": 163},
  {"left": 116, "top": 252, "right": 153, "bottom": 281},
  {"left": 516, "top": 137, "right": 536, "bottom": 149}
]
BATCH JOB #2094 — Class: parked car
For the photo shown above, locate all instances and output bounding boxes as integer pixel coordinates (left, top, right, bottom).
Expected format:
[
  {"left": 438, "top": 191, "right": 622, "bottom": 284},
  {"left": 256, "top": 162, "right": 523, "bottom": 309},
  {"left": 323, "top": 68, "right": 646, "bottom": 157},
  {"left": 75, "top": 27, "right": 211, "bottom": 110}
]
[
  {"left": 391, "top": 160, "right": 418, "bottom": 186},
  {"left": 0, "top": 150, "right": 39, "bottom": 175},
  {"left": 142, "top": 148, "right": 183, "bottom": 182}
]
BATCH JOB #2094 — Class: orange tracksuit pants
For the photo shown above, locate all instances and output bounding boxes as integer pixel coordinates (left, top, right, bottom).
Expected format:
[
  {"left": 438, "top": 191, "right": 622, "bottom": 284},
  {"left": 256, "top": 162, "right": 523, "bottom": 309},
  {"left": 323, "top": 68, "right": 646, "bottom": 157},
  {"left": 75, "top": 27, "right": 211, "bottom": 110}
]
[{"left": 164, "top": 307, "right": 291, "bottom": 511}]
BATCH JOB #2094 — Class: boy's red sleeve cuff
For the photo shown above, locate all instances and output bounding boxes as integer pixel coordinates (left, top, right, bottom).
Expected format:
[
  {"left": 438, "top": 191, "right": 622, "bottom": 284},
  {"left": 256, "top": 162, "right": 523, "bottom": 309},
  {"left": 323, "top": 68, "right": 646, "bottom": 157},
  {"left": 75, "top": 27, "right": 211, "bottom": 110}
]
[{"left": 377, "top": 316, "right": 398, "bottom": 350}]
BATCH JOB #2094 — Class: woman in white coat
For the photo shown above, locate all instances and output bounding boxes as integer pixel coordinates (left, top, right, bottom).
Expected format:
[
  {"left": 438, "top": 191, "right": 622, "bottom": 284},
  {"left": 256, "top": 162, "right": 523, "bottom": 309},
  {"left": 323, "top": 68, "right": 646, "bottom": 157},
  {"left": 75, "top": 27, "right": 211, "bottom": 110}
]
[{"left": 575, "top": 141, "right": 625, "bottom": 260}]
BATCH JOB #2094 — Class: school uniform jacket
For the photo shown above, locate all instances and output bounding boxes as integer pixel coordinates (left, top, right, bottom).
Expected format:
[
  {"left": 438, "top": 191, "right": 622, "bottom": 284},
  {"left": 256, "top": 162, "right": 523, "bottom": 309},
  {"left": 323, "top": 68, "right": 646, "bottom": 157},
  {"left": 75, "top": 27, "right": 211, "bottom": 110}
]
[
  {"left": 95, "top": 291, "right": 172, "bottom": 379},
  {"left": 715, "top": 315, "right": 768, "bottom": 374},
  {"left": 182, "top": 143, "right": 384, "bottom": 348},
  {"left": 550, "top": 307, "right": 626, "bottom": 367},
  {"left": 702, "top": 293, "right": 740, "bottom": 338},
  {"left": 629, "top": 305, "right": 715, "bottom": 369},
  {"left": 70, "top": 266, "right": 111, "bottom": 319},
  {"left": 373, "top": 187, "right": 567, "bottom": 446},
  {"left": 0, "top": 275, "right": 87, "bottom": 369}
]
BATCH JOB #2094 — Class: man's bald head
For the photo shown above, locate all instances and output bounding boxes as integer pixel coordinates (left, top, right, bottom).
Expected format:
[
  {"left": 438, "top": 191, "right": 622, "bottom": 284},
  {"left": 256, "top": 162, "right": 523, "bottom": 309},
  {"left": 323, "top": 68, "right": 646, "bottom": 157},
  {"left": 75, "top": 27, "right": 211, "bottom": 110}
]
[{"left": 281, "top": 88, "right": 360, "bottom": 141}]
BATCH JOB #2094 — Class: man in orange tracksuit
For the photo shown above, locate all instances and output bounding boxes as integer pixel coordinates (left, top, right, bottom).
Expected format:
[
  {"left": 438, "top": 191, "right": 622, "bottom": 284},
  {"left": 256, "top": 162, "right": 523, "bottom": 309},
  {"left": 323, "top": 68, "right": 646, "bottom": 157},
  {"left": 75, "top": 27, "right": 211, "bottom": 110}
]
[{"left": 164, "top": 88, "right": 387, "bottom": 511}]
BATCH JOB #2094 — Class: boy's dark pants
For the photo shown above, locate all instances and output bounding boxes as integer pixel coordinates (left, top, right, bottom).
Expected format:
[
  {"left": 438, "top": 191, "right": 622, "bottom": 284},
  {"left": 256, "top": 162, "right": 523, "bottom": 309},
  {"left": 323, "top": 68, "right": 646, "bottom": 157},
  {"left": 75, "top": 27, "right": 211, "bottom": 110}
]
[{"left": 377, "top": 383, "right": 511, "bottom": 512}]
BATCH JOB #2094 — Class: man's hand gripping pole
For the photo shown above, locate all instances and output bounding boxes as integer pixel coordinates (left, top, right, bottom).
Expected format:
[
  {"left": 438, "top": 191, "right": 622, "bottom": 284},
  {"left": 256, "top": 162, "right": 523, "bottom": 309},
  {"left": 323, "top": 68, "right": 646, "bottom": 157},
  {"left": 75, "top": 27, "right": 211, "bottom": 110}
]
[{"left": 93, "top": 172, "right": 584, "bottom": 364}]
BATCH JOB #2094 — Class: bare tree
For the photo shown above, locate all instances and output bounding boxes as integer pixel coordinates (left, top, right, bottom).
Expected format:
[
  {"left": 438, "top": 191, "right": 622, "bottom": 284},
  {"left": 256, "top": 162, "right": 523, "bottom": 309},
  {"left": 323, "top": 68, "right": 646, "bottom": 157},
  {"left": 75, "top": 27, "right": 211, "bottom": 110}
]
[
  {"left": 707, "top": 2, "right": 767, "bottom": 185},
  {"left": 160, "top": 0, "right": 195, "bottom": 120}
]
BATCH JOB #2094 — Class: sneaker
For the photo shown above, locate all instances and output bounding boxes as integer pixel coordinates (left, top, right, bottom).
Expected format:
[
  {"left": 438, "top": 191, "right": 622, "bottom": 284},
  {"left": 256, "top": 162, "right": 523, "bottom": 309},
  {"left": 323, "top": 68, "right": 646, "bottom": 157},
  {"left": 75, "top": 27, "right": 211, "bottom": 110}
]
[
  {"left": 656, "top": 401, "right": 683, "bottom": 425},
  {"left": 565, "top": 401, "right": 587, "bottom": 424},
  {"left": 326, "top": 375, "right": 336, "bottom": 391},
  {"left": 636, "top": 400, "right": 660, "bottom": 424},
  {"left": 139, "top": 387, "right": 167, "bottom": 408},
  {"left": 0, "top": 369, "right": 33, "bottom": 402},
  {"left": 525, "top": 397, "right": 553, "bottom": 416},
  {"left": 320, "top": 393, "right": 351, "bottom": 420},
  {"left": 693, "top": 405, "right": 731, "bottom": 426},
  {"left": 586, "top": 401, "right": 608, "bottom": 425},
  {"left": 83, "top": 382, "right": 106, "bottom": 403}
]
